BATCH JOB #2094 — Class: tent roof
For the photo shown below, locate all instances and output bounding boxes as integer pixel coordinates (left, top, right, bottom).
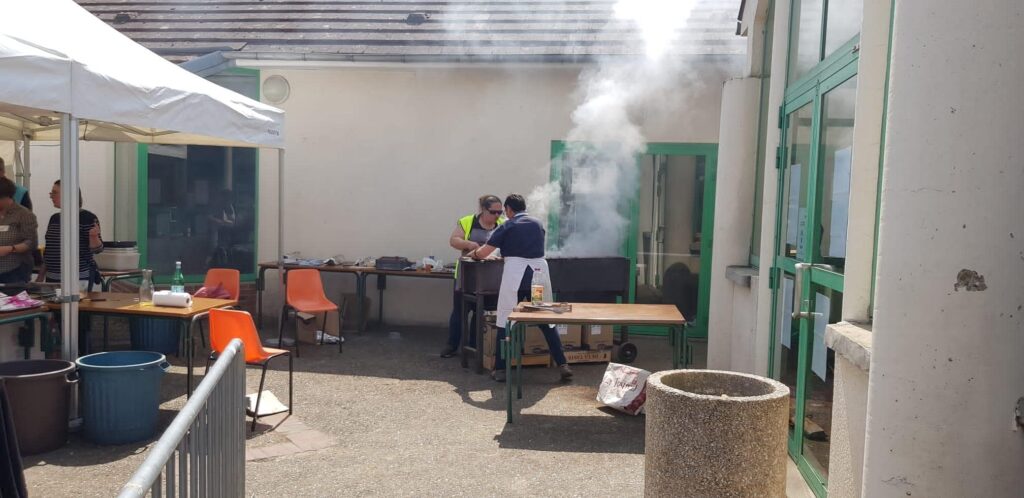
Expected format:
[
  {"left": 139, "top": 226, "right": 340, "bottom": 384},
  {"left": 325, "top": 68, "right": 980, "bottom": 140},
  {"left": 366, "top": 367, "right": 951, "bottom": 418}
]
[{"left": 0, "top": 0, "right": 284, "bottom": 148}]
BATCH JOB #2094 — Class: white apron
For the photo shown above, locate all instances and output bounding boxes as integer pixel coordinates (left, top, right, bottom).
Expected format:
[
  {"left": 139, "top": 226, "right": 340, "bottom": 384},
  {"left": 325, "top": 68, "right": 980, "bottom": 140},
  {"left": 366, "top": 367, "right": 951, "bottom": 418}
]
[{"left": 496, "top": 257, "right": 553, "bottom": 329}]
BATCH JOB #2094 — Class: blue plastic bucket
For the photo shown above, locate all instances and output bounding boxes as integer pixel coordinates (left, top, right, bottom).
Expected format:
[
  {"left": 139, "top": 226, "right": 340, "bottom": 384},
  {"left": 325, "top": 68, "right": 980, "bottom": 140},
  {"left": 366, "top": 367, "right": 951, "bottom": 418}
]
[
  {"left": 76, "top": 351, "right": 170, "bottom": 445},
  {"left": 129, "top": 318, "right": 181, "bottom": 356}
]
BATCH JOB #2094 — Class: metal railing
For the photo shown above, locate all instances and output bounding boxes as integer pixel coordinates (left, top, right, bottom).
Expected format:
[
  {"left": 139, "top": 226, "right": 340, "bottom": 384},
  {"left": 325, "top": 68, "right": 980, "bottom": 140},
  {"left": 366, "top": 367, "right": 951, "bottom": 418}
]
[{"left": 119, "top": 339, "right": 246, "bottom": 498}]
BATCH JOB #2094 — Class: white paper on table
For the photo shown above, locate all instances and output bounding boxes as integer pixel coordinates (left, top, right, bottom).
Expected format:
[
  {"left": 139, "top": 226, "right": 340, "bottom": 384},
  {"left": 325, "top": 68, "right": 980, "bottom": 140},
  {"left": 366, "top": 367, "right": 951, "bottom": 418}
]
[
  {"left": 828, "top": 147, "right": 853, "bottom": 258},
  {"left": 780, "top": 277, "right": 794, "bottom": 348},
  {"left": 786, "top": 164, "right": 801, "bottom": 247},
  {"left": 812, "top": 292, "right": 830, "bottom": 381}
]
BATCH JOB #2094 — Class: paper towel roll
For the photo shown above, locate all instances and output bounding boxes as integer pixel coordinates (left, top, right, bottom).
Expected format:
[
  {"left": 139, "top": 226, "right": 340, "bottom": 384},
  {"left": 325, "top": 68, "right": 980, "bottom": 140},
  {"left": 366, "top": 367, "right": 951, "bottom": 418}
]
[{"left": 153, "top": 290, "right": 192, "bottom": 308}]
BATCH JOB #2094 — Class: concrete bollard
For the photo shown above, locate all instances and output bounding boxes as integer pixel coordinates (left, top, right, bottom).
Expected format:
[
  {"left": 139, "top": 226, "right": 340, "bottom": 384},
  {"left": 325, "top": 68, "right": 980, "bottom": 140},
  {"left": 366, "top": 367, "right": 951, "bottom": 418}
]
[{"left": 644, "top": 369, "right": 790, "bottom": 497}]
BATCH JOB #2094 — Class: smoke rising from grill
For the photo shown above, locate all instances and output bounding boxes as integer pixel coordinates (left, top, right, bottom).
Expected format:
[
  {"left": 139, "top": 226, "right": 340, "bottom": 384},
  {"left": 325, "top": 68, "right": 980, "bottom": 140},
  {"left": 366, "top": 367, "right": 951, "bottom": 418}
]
[{"left": 526, "top": 0, "right": 702, "bottom": 256}]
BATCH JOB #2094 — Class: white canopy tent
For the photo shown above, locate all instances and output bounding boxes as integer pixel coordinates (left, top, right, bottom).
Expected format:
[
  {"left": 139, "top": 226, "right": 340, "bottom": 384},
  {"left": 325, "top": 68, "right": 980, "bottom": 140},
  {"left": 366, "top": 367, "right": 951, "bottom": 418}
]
[{"left": 0, "top": 0, "right": 286, "bottom": 359}]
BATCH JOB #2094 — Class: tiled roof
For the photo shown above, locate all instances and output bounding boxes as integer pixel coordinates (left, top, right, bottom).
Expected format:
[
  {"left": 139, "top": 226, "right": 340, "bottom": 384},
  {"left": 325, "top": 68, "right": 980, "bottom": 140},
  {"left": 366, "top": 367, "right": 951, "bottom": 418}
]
[{"left": 76, "top": 0, "right": 744, "bottom": 63}]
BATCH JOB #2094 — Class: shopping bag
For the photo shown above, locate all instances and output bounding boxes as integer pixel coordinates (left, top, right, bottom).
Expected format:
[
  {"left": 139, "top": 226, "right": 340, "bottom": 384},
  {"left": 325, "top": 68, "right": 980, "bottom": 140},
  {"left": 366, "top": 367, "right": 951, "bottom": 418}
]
[{"left": 596, "top": 362, "right": 651, "bottom": 415}]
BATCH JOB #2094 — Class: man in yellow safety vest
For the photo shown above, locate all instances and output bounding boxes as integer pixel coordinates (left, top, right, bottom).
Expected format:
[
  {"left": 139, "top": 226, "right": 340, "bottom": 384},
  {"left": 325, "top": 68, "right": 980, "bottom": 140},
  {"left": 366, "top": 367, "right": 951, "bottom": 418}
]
[{"left": 441, "top": 195, "right": 505, "bottom": 358}]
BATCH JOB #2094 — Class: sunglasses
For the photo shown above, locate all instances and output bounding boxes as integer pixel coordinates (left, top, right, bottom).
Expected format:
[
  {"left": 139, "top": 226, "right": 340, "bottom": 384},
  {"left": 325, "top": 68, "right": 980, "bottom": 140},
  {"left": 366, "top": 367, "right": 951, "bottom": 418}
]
[{"left": 488, "top": 209, "right": 503, "bottom": 215}]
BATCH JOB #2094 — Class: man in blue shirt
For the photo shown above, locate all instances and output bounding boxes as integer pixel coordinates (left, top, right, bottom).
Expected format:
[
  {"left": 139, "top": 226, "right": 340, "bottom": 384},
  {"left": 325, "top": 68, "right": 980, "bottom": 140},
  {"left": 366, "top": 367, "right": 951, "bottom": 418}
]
[{"left": 470, "top": 194, "right": 572, "bottom": 383}]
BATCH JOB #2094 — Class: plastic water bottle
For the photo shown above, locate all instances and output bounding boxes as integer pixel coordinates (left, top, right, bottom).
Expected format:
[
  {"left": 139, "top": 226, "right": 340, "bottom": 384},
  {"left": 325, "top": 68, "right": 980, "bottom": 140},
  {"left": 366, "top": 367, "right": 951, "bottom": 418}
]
[
  {"left": 531, "top": 268, "right": 545, "bottom": 305},
  {"left": 171, "top": 261, "right": 185, "bottom": 293}
]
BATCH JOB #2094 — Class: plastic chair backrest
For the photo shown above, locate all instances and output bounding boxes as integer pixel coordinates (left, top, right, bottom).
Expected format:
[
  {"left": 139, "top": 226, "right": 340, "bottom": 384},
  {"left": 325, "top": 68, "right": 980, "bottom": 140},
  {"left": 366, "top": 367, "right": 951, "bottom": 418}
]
[
  {"left": 209, "top": 308, "right": 272, "bottom": 363},
  {"left": 204, "top": 268, "right": 241, "bottom": 300},
  {"left": 286, "top": 269, "right": 330, "bottom": 305}
]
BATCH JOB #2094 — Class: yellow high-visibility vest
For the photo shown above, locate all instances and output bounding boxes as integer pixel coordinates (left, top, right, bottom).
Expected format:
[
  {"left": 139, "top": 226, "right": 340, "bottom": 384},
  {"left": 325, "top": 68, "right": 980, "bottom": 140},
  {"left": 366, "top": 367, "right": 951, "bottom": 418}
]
[{"left": 454, "top": 213, "right": 504, "bottom": 279}]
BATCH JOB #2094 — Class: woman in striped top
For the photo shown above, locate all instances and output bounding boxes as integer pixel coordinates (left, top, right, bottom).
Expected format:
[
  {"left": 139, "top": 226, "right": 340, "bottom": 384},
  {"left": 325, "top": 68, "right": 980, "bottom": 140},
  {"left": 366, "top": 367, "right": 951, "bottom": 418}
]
[{"left": 38, "top": 180, "right": 103, "bottom": 290}]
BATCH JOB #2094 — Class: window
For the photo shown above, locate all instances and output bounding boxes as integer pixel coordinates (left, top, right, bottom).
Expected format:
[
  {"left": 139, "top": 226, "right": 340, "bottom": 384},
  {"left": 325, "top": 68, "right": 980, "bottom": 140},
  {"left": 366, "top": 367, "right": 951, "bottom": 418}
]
[
  {"left": 138, "top": 69, "right": 260, "bottom": 282},
  {"left": 788, "top": 0, "right": 863, "bottom": 83},
  {"left": 143, "top": 145, "right": 258, "bottom": 280}
]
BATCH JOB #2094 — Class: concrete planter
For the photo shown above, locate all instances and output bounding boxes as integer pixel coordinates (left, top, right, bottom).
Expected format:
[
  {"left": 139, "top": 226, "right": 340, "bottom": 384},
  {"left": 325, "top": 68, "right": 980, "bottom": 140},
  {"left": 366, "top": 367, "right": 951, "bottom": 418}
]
[{"left": 644, "top": 369, "right": 790, "bottom": 497}]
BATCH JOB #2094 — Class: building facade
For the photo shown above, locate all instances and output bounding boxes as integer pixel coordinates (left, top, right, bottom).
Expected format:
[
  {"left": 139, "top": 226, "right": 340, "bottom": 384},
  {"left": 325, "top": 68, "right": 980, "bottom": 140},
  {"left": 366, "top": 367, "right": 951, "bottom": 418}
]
[{"left": 710, "top": 0, "right": 1024, "bottom": 495}]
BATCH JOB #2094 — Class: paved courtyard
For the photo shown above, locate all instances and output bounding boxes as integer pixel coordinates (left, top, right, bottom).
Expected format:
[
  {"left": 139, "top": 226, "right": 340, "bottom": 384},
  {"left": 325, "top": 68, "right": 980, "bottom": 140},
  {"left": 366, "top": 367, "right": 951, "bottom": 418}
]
[{"left": 22, "top": 323, "right": 810, "bottom": 497}]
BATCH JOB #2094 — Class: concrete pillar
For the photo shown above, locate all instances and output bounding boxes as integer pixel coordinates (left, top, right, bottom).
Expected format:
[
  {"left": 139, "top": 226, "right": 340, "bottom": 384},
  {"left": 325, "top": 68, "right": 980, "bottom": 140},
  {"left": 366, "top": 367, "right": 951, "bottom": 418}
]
[
  {"left": 706, "top": 77, "right": 760, "bottom": 371},
  {"left": 754, "top": 0, "right": 792, "bottom": 380},
  {"left": 864, "top": 1, "right": 1024, "bottom": 496}
]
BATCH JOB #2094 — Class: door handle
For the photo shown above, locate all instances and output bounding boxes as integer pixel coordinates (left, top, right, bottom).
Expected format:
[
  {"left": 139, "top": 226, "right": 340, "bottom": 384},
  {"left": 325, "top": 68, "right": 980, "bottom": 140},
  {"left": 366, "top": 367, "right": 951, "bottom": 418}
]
[{"left": 791, "top": 263, "right": 834, "bottom": 320}]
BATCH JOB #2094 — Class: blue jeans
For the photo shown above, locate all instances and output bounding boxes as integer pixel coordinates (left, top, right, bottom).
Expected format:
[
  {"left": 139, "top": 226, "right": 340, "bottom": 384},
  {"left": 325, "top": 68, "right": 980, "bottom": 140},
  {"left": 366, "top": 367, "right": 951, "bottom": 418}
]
[
  {"left": 494, "top": 324, "right": 568, "bottom": 370},
  {"left": 447, "top": 290, "right": 472, "bottom": 349}
]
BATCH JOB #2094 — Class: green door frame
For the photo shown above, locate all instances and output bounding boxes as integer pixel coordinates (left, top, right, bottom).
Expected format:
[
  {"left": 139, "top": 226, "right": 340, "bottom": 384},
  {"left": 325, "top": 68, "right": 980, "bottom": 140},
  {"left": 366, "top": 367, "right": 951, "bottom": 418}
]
[
  {"left": 768, "top": 39, "right": 859, "bottom": 497},
  {"left": 137, "top": 67, "right": 261, "bottom": 284},
  {"left": 548, "top": 141, "right": 718, "bottom": 340}
]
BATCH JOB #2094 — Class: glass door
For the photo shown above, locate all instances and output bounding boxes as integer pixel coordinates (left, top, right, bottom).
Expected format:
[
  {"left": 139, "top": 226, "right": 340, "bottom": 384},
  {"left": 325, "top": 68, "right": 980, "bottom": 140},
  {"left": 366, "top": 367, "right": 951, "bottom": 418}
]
[
  {"left": 548, "top": 142, "right": 718, "bottom": 342},
  {"left": 633, "top": 153, "right": 706, "bottom": 333},
  {"left": 770, "top": 64, "right": 857, "bottom": 495}
]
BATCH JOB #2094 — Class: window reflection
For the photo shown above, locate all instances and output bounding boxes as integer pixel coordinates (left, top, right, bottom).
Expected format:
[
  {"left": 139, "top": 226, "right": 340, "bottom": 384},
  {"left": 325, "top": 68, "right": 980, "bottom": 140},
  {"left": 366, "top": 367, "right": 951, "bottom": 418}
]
[{"left": 146, "top": 145, "right": 256, "bottom": 278}]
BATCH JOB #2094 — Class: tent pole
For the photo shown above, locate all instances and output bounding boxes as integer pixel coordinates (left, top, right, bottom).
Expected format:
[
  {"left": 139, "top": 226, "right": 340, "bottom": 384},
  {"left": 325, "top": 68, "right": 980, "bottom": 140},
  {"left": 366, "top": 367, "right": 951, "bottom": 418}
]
[
  {"left": 277, "top": 148, "right": 284, "bottom": 266},
  {"left": 59, "top": 114, "right": 81, "bottom": 361},
  {"left": 21, "top": 132, "right": 30, "bottom": 189}
]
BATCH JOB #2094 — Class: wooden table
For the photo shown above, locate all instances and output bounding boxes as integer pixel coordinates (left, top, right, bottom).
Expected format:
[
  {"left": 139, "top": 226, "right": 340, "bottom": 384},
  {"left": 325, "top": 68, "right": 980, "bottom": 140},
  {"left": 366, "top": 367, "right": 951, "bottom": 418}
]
[
  {"left": 257, "top": 262, "right": 453, "bottom": 332},
  {"left": 504, "top": 303, "right": 687, "bottom": 423},
  {"left": 47, "top": 292, "right": 237, "bottom": 395},
  {"left": 0, "top": 307, "right": 50, "bottom": 359}
]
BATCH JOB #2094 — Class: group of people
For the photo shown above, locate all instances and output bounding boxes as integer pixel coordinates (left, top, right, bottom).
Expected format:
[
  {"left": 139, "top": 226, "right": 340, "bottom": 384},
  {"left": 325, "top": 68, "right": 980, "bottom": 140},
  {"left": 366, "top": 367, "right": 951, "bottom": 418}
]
[
  {"left": 0, "top": 157, "right": 104, "bottom": 288},
  {"left": 442, "top": 193, "right": 573, "bottom": 383}
]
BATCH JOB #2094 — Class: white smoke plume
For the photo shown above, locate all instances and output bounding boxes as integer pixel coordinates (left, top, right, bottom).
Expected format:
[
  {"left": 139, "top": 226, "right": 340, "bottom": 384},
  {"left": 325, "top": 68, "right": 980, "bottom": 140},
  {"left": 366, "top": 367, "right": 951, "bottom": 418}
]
[{"left": 530, "top": 0, "right": 701, "bottom": 256}]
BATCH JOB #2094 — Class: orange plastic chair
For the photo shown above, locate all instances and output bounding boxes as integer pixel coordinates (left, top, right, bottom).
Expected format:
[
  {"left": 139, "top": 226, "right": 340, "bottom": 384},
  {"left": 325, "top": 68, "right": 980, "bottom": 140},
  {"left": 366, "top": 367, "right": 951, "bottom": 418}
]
[
  {"left": 278, "top": 269, "right": 342, "bottom": 356},
  {"left": 208, "top": 308, "right": 292, "bottom": 432},
  {"left": 204, "top": 268, "right": 241, "bottom": 300}
]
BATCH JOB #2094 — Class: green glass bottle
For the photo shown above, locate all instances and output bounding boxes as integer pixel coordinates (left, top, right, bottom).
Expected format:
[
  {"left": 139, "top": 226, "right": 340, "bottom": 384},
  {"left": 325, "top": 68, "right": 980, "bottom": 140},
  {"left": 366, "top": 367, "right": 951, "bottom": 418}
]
[{"left": 171, "top": 261, "right": 185, "bottom": 293}]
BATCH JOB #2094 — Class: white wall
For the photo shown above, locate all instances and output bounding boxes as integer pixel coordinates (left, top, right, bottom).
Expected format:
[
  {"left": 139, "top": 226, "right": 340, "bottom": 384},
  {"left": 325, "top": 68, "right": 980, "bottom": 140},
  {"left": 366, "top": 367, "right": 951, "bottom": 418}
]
[
  {"left": 706, "top": 77, "right": 760, "bottom": 372},
  {"left": 830, "top": 357, "right": 869, "bottom": 498},
  {"left": 0, "top": 142, "right": 116, "bottom": 244},
  {"left": 863, "top": 1, "right": 1024, "bottom": 496},
  {"left": 256, "top": 62, "right": 738, "bottom": 326},
  {"left": 755, "top": 0, "right": 793, "bottom": 380}
]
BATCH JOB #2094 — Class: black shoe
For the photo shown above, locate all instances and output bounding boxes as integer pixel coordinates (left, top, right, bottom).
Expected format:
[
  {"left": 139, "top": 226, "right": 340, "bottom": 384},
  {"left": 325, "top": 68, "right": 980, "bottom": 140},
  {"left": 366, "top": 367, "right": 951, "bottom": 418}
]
[
  {"left": 559, "top": 364, "right": 574, "bottom": 381},
  {"left": 440, "top": 346, "right": 458, "bottom": 358},
  {"left": 491, "top": 370, "right": 507, "bottom": 383}
]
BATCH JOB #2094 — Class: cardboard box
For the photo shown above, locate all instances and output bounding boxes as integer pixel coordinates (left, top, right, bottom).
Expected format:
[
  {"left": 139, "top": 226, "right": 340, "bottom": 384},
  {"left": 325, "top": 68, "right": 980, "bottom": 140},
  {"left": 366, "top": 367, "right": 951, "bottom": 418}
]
[
  {"left": 561, "top": 349, "right": 612, "bottom": 364},
  {"left": 481, "top": 354, "right": 548, "bottom": 368},
  {"left": 485, "top": 322, "right": 548, "bottom": 355},
  {"left": 583, "top": 324, "right": 614, "bottom": 350},
  {"left": 522, "top": 326, "right": 550, "bottom": 355},
  {"left": 340, "top": 293, "right": 370, "bottom": 331},
  {"left": 556, "top": 324, "right": 583, "bottom": 351},
  {"left": 483, "top": 322, "right": 550, "bottom": 369},
  {"left": 296, "top": 310, "right": 341, "bottom": 345}
]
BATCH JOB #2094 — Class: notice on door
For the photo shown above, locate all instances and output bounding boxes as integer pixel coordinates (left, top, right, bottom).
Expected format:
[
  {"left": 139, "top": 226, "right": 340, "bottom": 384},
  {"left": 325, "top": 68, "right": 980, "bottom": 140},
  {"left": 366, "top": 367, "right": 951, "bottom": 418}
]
[
  {"left": 780, "top": 277, "right": 794, "bottom": 348},
  {"left": 812, "top": 293, "right": 830, "bottom": 381},
  {"left": 786, "top": 164, "right": 801, "bottom": 249},
  {"left": 828, "top": 147, "right": 853, "bottom": 258}
]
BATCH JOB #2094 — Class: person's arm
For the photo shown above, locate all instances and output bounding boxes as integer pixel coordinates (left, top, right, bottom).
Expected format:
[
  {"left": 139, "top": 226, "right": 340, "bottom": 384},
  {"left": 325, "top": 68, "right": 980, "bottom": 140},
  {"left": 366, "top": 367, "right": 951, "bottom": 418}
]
[
  {"left": 469, "top": 244, "right": 497, "bottom": 260},
  {"left": 6, "top": 210, "right": 38, "bottom": 258},
  {"left": 449, "top": 223, "right": 479, "bottom": 252},
  {"left": 89, "top": 219, "right": 103, "bottom": 253}
]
